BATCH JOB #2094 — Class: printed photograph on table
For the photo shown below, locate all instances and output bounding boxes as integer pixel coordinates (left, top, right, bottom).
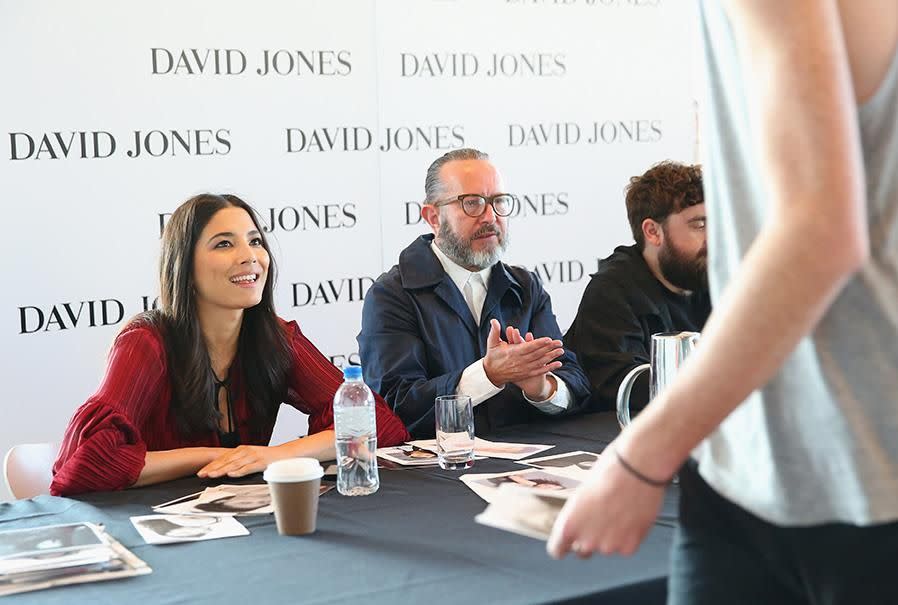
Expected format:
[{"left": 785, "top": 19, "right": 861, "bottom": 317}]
[
  {"left": 377, "top": 445, "right": 440, "bottom": 466},
  {"left": 191, "top": 485, "right": 274, "bottom": 515},
  {"left": 476, "top": 484, "right": 569, "bottom": 541},
  {"left": 472, "top": 439, "right": 553, "bottom": 460},
  {"left": 518, "top": 451, "right": 599, "bottom": 471},
  {"left": 0, "top": 523, "right": 107, "bottom": 564},
  {"left": 461, "top": 468, "right": 580, "bottom": 503},
  {"left": 130, "top": 515, "right": 249, "bottom": 545},
  {"left": 154, "top": 485, "right": 270, "bottom": 516},
  {"left": 408, "top": 438, "right": 554, "bottom": 461},
  {"left": 482, "top": 472, "right": 575, "bottom": 491}
]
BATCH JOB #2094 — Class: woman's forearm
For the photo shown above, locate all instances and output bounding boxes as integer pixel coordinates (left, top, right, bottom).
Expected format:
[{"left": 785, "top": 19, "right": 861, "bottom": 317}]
[
  {"left": 137, "top": 431, "right": 336, "bottom": 485},
  {"left": 134, "top": 447, "right": 227, "bottom": 487},
  {"left": 276, "top": 430, "right": 336, "bottom": 461}
]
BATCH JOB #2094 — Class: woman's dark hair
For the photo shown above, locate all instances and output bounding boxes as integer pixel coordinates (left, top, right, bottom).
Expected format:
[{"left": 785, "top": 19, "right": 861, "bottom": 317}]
[{"left": 133, "top": 193, "right": 292, "bottom": 437}]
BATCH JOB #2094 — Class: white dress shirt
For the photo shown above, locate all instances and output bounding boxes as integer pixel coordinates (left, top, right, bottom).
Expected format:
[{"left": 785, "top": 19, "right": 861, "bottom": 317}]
[{"left": 430, "top": 241, "right": 570, "bottom": 414}]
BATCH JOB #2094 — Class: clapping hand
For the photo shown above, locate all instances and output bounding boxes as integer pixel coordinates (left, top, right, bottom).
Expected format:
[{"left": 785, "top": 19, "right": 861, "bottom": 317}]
[
  {"left": 507, "top": 325, "right": 558, "bottom": 401},
  {"left": 482, "top": 319, "right": 563, "bottom": 400}
]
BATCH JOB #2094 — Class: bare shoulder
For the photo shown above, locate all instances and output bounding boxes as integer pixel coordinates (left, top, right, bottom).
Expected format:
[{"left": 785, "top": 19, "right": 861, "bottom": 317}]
[
  {"left": 722, "top": 0, "right": 898, "bottom": 103},
  {"left": 837, "top": 0, "right": 898, "bottom": 103}
]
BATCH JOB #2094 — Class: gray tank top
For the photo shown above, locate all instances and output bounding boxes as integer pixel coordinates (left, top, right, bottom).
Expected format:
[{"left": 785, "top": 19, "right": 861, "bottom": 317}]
[{"left": 696, "top": 1, "right": 898, "bottom": 525}]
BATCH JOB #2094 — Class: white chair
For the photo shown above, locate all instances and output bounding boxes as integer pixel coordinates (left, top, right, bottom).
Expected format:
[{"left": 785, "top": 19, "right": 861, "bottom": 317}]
[{"left": 3, "top": 443, "right": 58, "bottom": 500}]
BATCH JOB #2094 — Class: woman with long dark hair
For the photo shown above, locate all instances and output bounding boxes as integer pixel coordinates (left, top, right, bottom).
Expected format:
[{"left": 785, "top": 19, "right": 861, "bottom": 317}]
[{"left": 51, "top": 194, "right": 410, "bottom": 496}]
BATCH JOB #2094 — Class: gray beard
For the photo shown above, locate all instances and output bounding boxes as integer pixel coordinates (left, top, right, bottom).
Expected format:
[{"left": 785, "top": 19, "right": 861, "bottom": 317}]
[{"left": 436, "top": 221, "right": 509, "bottom": 271}]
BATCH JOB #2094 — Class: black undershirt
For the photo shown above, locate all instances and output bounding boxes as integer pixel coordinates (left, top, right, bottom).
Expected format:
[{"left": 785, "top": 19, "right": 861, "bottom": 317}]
[{"left": 214, "top": 374, "right": 241, "bottom": 448}]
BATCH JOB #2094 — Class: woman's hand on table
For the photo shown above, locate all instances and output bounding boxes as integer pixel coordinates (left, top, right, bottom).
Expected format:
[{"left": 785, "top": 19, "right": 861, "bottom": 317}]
[{"left": 197, "top": 444, "right": 285, "bottom": 479}]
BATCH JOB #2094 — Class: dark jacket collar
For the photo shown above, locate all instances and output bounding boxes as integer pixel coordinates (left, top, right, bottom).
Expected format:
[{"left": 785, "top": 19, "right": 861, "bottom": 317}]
[
  {"left": 617, "top": 245, "right": 669, "bottom": 300},
  {"left": 398, "top": 234, "right": 448, "bottom": 289}
]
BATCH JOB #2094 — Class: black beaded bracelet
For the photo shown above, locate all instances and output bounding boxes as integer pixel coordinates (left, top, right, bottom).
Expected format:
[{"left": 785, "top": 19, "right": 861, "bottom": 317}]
[{"left": 614, "top": 449, "right": 669, "bottom": 488}]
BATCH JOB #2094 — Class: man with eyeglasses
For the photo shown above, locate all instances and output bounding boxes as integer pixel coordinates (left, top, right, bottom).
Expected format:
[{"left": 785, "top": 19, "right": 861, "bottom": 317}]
[
  {"left": 358, "top": 148, "right": 590, "bottom": 438},
  {"left": 564, "top": 161, "right": 711, "bottom": 413}
]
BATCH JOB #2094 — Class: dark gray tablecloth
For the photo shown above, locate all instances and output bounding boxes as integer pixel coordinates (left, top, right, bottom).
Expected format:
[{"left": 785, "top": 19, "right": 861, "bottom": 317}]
[{"left": 0, "top": 412, "right": 677, "bottom": 604}]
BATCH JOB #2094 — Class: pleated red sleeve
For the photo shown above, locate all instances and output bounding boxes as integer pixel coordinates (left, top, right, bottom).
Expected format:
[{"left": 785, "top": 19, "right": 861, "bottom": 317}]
[
  {"left": 50, "top": 326, "right": 166, "bottom": 496},
  {"left": 282, "top": 320, "right": 410, "bottom": 446}
]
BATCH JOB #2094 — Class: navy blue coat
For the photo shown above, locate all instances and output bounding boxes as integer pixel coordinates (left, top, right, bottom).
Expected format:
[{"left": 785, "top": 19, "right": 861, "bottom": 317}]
[{"left": 358, "top": 235, "right": 591, "bottom": 439}]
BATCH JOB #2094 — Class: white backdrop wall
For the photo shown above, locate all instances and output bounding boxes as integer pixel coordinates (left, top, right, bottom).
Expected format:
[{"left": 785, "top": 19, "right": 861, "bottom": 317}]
[{"left": 0, "top": 0, "right": 698, "bottom": 501}]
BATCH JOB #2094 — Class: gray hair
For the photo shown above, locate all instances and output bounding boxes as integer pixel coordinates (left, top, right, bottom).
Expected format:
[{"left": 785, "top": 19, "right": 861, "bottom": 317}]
[{"left": 423, "top": 148, "right": 490, "bottom": 204}]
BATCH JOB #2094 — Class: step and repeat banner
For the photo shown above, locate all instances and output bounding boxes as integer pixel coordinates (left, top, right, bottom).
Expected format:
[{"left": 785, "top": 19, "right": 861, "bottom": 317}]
[{"left": 0, "top": 0, "right": 697, "bottom": 499}]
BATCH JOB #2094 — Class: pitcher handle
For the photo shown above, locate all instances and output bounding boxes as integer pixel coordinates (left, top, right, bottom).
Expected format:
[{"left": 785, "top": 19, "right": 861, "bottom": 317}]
[{"left": 616, "top": 364, "right": 650, "bottom": 429}]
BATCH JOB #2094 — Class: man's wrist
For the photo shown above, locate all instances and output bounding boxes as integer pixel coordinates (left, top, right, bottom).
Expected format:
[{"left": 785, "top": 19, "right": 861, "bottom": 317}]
[
  {"left": 613, "top": 447, "right": 671, "bottom": 487},
  {"left": 523, "top": 375, "right": 556, "bottom": 402},
  {"left": 615, "top": 393, "right": 693, "bottom": 480},
  {"left": 482, "top": 358, "right": 504, "bottom": 387}
]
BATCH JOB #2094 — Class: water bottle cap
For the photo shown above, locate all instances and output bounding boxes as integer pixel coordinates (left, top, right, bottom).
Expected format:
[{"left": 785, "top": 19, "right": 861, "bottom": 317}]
[{"left": 343, "top": 365, "right": 363, "bottom": 380}]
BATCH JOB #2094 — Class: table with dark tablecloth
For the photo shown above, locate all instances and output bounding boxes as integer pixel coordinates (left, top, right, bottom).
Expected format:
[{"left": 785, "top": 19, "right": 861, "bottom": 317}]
[{"left": 0, "top": 412, "right": 678, "bottom": 604}]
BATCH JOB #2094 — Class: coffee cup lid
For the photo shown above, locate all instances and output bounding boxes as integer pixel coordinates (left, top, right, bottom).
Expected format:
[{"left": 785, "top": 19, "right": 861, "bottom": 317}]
[{"left": 263, "top": 457, "right": 324, "bottom": 482}]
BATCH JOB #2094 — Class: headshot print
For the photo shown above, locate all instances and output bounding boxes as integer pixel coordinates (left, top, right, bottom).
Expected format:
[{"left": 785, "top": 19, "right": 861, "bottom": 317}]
[
  {"left": 482, "top": 472, "right": 578, "bottom": 492},
  {"left": 194, "top": 492, "right": 271, "bottom": 514},
  {"left": 138, "top": 516, "right": 220, "bottom": 539}
]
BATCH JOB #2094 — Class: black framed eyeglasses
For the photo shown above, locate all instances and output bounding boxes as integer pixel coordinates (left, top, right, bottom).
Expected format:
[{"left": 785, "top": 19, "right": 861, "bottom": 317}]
[{"left": 433, "top": 193, "right": 517, "bottom": 218}]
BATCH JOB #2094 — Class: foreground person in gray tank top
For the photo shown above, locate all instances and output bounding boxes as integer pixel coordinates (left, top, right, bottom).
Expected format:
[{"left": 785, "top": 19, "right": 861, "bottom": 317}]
[{"left": 549, "top": 2, "right": 898, "bottom": 603}]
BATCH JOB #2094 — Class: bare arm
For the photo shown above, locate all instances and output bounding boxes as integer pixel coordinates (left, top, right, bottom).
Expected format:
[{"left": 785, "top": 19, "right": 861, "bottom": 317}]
[
  {"left": 274, "top": 430, "right": 336, "bottom": 461},
  {"left": 135, "top": 431, "right": 337, "bottom": 486},
  {"left": 621, "top": 0, "right": 869, "bottom": 478},
  {"left": 133, "top": 448, "right": 228, "bottom": 487},
  {"left": 548, "top": 0, "right": 870, "bottom": 559},
  {"left": 196, "top": 430, "right": 336, "bottom": 479}
]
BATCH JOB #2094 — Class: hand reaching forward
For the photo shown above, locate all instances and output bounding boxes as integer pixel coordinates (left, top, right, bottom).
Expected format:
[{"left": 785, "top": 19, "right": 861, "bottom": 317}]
[
  {"left": 547, "top": 441, "right": 666, "bottom": 559},
  {"left": 482, "top": 319, "right": 564, "bottom": 387}
]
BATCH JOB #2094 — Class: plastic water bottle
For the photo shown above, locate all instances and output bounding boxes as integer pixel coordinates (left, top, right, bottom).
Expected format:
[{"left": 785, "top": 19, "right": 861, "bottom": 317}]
[{"left": 333, "top": 365, "right": 379, "bottom": 496}]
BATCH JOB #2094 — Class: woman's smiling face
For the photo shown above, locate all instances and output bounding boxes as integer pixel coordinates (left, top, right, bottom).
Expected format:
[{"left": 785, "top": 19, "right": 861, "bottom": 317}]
[{"left": 192, "top": 206, "right": 270, "bottom": 314}]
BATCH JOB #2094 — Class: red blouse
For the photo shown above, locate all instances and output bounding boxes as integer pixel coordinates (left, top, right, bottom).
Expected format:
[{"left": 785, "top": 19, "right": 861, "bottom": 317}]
[{"left": 51, "top": 319, "right": 410, "bottom": 496}]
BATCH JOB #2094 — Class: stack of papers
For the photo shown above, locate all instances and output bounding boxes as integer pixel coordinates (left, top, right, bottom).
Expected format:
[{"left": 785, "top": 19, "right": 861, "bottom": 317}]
[
  {"left": 0, "top": 522, "right": 150, "bottom": 597},
  {"left": 471, "top": 450, "right": 601, "bottom": 541},
  {"left": 475, "top": 484, "right": 569, "bottom": 541}
]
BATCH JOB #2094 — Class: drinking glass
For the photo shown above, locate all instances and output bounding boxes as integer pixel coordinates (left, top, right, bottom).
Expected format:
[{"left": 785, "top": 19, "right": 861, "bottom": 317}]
[{"left": 435, "top": 395, "right": 475, "bottom": 470}]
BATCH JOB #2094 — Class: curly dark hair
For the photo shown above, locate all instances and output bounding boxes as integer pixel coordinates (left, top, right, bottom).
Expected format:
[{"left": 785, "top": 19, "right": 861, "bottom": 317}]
[{"left": 625, "top": 161, "right": 703, "bottom": 250}]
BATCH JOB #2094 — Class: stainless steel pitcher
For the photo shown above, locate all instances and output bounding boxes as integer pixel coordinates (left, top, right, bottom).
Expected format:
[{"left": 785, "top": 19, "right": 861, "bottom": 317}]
[{"left": 616, "top": 331, "right": 700, "bottom": 428}]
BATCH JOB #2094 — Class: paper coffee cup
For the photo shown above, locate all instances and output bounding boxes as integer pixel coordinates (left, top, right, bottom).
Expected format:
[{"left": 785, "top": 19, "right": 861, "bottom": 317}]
[{"left": 263, "top": 458, "right": 324, "bottom": 536}]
